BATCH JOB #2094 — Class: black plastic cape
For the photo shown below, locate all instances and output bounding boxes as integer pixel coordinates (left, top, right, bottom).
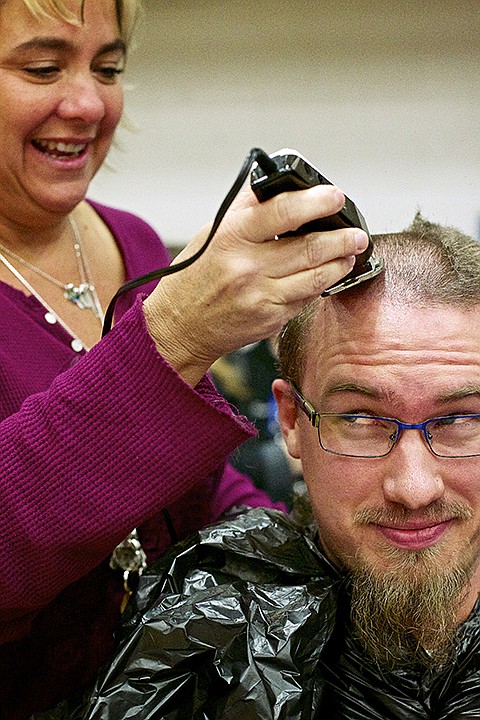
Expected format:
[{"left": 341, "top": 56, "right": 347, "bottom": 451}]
[{"left": 35, "top": 507, "right": 480, "bottom": 719}]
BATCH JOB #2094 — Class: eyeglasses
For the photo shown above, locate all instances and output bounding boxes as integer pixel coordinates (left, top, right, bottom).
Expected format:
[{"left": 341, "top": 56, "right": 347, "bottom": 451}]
[{"left": 289, "top": 381, "right": 480, "bottom": 459}]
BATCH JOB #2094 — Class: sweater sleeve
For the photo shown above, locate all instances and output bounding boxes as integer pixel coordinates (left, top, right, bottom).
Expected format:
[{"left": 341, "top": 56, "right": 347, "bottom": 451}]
[{"left": 0, "top": 297, "right": 256, "bottom": 643}]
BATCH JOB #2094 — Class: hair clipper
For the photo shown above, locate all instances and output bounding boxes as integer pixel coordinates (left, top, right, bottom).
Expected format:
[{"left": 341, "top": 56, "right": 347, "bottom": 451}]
[{"left": 250, "top": 148, "right": 384, "bottom": 295}]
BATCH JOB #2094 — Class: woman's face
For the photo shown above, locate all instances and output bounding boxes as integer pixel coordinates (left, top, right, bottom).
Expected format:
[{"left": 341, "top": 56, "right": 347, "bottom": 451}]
[{"left": 0, "top": 0, "right": 125, "bottom": 222}]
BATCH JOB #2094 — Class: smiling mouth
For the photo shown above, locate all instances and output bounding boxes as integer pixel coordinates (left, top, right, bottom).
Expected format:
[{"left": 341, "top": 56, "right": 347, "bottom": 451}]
[
  {"left": 377, "top": 520, "right": 452, "bottom": 549},
  {"left": 32, "top": 139, "right": 87, "bottom": 159}
]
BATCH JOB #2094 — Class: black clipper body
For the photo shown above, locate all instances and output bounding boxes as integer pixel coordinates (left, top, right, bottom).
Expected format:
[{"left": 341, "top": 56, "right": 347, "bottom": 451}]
[{"left": 250, "top": 149, "right": 384, "bottom": 295}]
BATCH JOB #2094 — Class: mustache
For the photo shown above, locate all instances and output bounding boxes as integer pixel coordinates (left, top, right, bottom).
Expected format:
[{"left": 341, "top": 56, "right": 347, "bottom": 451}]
[{"left": 354, "top": 500, "right": 473, "bottom": 526}]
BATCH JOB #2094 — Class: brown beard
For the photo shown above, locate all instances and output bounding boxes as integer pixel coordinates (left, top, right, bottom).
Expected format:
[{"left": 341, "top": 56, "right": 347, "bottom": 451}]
[{"left": 348, "top": 502, "right": 475, "bottom": 672}]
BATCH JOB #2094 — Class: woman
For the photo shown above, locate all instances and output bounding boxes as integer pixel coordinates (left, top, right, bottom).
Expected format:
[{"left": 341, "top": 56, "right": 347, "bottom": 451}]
[{"left": 0, "top": 0, "right": 367, "bottom": 717}]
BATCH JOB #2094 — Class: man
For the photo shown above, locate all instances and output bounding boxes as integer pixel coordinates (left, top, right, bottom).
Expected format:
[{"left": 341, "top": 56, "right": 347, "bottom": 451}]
[
  {"left": 273, "top": 211, "right": 480, "bottom": 674},
  {"left": 51, "top": 214, "right": 480, "bottom": 719}
]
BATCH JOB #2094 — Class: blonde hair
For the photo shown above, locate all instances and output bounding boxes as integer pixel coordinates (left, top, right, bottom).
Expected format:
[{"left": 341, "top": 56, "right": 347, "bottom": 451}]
[{"left": 20, "top": 0, "right": 141, "bottom": 45}]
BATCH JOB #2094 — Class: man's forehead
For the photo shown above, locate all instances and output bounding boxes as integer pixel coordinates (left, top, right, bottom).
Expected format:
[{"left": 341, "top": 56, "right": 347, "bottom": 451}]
[
  {"left": 306, "top": 292, "right": 384, "bottom": 346},
  {"left": 303, "top": 298, "right": 480, "bottom": 386},
  {"left": 312, "top": 295, "right": 480, "bottom": 338}
]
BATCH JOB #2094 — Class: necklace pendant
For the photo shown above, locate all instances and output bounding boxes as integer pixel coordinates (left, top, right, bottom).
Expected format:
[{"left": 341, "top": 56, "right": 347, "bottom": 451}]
[{"left": 64, "top": 282, "right": 100, "bottom": 316}]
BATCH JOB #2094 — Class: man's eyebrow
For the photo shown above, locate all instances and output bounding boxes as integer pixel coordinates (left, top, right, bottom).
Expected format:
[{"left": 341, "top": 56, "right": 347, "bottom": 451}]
[
  {"left": 438, "top": 386, "right": 480, "bottom": 402},
  {"left": 324, "top": 383, "right": 480, "bottom": 404},
  {"left": 11, "top": 37, "right": 126, "bottom": 56},
  {"left": 321, "top": 382, "right": 398, "bottom": 406},
  {"left": 323, "top": 382, "right": 384, "bottom": 399}
]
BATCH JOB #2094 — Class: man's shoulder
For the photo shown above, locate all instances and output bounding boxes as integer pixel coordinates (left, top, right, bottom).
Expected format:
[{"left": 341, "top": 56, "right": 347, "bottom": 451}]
[
  {"left": 200, "top": 506, "right": 331, "bottom": 574},
  {"left": 81, "top": 508, "right": 340, "bottom": 719},
  {"left": 126, "top": 507, "right": 339, "bottom": 624}
]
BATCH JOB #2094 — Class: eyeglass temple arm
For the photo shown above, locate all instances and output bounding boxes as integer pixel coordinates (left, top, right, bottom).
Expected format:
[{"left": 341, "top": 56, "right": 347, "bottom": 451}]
[{"left": 288, "top": 380, "right": 319, "bottom": 427}]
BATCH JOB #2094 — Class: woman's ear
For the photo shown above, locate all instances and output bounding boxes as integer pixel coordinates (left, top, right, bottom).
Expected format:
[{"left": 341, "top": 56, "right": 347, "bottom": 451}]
[{"left": 272, "top": 379, "right": 301, "bottom": 459}]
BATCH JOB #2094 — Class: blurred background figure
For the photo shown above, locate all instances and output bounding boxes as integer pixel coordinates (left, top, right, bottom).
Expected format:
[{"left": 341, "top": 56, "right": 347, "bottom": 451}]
[{"left": 212, "top": 338, "right": 303, "bottom": 508}]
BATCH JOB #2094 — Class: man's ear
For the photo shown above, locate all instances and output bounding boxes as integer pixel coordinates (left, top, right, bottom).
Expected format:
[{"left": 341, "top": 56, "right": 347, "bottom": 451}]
[{"left": 272, "top": 379, "right": 301, "bottom": 459}]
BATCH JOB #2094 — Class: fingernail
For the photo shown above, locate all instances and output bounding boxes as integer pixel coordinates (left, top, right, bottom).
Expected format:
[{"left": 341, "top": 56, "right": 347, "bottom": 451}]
[{"left": 355, "top": 230, "right": 369, "bottom": 250}]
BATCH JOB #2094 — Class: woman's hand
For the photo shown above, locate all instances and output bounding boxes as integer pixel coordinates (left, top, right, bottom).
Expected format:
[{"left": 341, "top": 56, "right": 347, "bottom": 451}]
[{"left": 143, "top": 184, "right": 368, "bottom": 386}]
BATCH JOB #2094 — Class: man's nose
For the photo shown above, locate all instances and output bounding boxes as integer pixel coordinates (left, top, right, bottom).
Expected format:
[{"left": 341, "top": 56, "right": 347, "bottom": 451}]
[
  {"left": 57, "top": 74, "right": 106, "bottom": 124},
  {"left": 382, "top": 429, "right": 445, "bottom": 509}
]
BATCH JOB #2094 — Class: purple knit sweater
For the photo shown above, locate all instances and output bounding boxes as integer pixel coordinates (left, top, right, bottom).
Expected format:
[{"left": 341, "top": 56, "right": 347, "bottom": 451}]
[{"left": 0, "top": 201, "right": 280, "bottom": 718}]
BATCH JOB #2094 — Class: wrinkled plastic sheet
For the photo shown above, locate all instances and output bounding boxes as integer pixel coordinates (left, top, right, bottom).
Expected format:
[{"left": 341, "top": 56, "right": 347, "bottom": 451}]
[
  {"left": 34, "top": 507, "right": 480, "bottom": 719},
  {"left": 71, "top": 508, "right": 337, "bottom": 719}
]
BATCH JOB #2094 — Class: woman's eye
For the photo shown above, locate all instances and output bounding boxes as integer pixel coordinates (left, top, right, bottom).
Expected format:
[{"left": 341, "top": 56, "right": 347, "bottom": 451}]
[
  {"left": 96, "top": 66, "right": 124, "bottom": 81},
  {"left": 23, "top": 65, "right": 59, "bottom": 77}
]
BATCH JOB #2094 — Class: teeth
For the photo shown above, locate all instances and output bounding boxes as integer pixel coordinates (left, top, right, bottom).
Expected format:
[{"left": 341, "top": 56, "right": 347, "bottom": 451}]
[{"left": 35, "top": 139, "right": 87, "bottom": 157}]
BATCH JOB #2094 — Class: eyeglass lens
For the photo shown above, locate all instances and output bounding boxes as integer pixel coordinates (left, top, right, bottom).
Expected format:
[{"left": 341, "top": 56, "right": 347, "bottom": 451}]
[{"left": 318, "top": 415, "right": 480, "bottom": 458}]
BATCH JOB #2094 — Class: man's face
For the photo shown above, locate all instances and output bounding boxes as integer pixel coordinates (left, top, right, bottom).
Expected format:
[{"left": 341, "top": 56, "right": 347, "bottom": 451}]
[{"left": 274, "top": 297, "right": 480, "bottom": 629}]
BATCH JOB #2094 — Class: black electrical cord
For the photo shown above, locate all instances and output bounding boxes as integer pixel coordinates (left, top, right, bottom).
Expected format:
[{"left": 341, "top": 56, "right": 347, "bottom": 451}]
[
  {"left": 101, "top": 146, "right": 277, "bottom": 337},
  {"left": 101, "top": 147, "right": 277, "bottom": 549}
]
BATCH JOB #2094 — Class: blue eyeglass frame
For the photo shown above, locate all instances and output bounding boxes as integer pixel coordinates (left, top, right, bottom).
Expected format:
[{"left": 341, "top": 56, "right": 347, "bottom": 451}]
[{"left": 288, "top": 380, "right": 480, "bottom": 458}]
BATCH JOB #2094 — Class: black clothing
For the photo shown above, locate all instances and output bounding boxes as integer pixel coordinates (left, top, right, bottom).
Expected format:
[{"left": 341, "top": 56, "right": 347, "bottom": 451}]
[
  {"left": 48, "top": 509, "right": 480, "bottom": 720},
  {"left": 43, "top": 507, "right": 480, "bottom": 720}
]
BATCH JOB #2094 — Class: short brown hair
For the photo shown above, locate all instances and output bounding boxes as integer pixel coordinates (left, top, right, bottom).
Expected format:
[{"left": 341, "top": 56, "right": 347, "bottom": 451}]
[{"left": 277, "top": 213, "right": 480, "bottom": 386}]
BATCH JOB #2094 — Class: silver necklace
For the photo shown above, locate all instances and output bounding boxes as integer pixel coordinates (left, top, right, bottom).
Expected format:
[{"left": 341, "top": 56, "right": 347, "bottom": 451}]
[
  {"left": 0, "top": 252, "right": 85, "bottom": 351},
  {"left": 0, "top": 216, "right": 105, "bottom": 352},
  {"left": 0, "top": 216, "right": 104, "bottom": 322}
]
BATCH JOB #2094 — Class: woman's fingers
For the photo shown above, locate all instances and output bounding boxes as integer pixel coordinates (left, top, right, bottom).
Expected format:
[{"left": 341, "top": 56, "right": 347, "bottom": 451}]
[
  {"left": 222, "top": 184, "right": 347, "bottom": 244},
  {"left": 252, "top": 227, "right": 368, "bottom": 279},
  {"left": 143, "top": 182, "right": 370, "bottom": 385}
]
